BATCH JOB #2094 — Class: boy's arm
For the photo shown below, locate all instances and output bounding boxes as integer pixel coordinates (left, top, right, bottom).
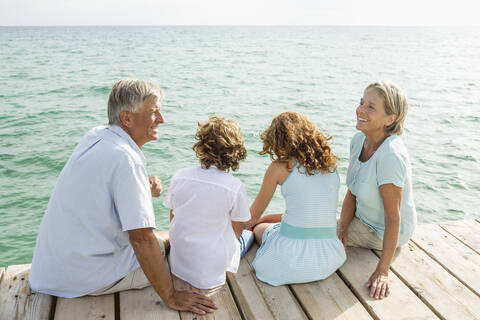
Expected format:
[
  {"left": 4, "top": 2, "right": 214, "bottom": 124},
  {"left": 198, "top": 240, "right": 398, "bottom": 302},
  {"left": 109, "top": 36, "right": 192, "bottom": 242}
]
[
  {"left": 170, "top": 209, "right": 174, "bottom": 222},
  {"left": 231, "top": 221, "right": 245, "bottom": 238}
]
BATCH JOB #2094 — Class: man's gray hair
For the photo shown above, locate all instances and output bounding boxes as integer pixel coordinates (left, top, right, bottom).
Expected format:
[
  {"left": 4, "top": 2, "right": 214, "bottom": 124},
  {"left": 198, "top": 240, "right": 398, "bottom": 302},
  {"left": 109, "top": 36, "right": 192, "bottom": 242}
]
[{"left": 108, "top": 78, "right": 164, "bottom": 125}]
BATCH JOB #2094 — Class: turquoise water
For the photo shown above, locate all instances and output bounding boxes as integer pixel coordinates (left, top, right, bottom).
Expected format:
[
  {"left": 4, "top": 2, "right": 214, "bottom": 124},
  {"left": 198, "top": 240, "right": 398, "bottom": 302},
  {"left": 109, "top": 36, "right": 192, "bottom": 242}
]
[{"left": 1, "top": 26, "right": 479, "bottom": 267}]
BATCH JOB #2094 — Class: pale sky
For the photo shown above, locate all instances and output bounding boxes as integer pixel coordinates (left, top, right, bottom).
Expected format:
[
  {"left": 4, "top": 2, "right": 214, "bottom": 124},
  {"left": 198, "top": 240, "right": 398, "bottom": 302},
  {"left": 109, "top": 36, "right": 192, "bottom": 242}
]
[{"left": 1, "top": 0, "right": 479, "bottom": 26}]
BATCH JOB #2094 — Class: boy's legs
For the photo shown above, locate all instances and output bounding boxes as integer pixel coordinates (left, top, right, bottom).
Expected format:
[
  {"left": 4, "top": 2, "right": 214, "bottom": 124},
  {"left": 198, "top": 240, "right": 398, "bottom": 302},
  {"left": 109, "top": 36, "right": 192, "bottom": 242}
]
[{"left": 238, "top": 230, "right": 255, "bottom": 258}]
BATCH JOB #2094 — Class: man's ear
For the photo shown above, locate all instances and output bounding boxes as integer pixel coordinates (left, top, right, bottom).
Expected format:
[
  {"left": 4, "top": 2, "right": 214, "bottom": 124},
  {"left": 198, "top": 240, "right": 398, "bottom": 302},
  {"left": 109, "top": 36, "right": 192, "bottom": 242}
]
[{"left": 119, "top": 111, "right": 132, "bottom": 127}]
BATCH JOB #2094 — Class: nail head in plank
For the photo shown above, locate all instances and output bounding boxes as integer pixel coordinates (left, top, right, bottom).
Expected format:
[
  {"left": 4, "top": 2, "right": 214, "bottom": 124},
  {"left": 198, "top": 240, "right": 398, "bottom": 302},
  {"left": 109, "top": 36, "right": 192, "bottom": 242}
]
[
  {"left": 54, "top": 294, "right": 115, "bottom": 320},
  {"left": 119, "top": 286, "right": 180, "bottom": 320},
  {"left": 412, "top": 223, "right": 480, "bottom": 296},
  {"left": 172, "top": 274, "right": 241, "bottom": 320},
  {"left": 338, "top": 247, "right": 437, "bottom": 320},
  {"left": 376, "top": 241, "right": 480, "bottom": 319},
  {"left": 0, "top": 264, "right": 53, "bottom": 320},
  {"left": 290, "top": 273, "right": 373, "bottom": 320}
]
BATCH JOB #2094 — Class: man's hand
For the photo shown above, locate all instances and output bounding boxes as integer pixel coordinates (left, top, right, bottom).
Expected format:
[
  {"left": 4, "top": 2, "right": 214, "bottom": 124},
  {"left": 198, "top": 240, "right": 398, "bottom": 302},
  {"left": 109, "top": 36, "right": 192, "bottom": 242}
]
[
  {"left": 165, "top": 290, "right": 218, "bottom": 315},
  {"left": 149, "top": 176, "right": 163, "bottom": 197}
]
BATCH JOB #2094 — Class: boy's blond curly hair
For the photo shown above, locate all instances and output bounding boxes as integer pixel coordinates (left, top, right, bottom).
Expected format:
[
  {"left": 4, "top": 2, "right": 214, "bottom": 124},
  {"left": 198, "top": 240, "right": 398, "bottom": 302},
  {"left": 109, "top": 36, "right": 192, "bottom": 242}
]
[
  {"left": 260, "top": 112, "right": 337, "bottom": 175},
  {"left": 193, "top": 116, "right": 247, "bottom": 172}
]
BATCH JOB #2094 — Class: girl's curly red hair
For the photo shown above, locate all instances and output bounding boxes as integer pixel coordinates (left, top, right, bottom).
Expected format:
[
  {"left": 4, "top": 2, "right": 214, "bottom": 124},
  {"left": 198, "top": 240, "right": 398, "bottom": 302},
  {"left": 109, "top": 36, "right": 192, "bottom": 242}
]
[{"left": 260, "top": 112, "right": 337, "bottom": 175}]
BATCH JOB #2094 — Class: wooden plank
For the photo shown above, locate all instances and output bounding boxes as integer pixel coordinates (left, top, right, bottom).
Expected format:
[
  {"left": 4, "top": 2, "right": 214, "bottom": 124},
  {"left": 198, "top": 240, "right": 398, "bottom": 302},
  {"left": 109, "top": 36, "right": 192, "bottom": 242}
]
[
  {"left": 235, "top": 243, "right": 307, "bottom": 320},
  {"left": 375, "top": 241, "right": 480, "bottom": 319},
  {"left": 120, "top": 258, "right": 180, "bottom": 320},
  {"left": 412, "top": 223, "right": 480, "bottom": 296},
  {"left": 439, "top": 220, "right": 480, "bottom": 254},
  {"left": 172, "top": 274, "right": 241, "bottom": 320},
  {"left": 0, "top": 264, "right": 53, "bottom": 320},
  {"left": 120, "top": 286, "right": 180, "bottom": 320},
  {"left": 0, "top": 267, "right": 4, "bottom": 282},
  {"left": 338, "top": 247, "right": 438, "bottom": 320},
  {"left": 54, "top": 294, "right": 114, "bottom": 320},
  {"left": 290, "top": 274, "right": 373, "bottom": 320},
  {"left": 227, "top": 244, "right": 280, "bottom": 320}
]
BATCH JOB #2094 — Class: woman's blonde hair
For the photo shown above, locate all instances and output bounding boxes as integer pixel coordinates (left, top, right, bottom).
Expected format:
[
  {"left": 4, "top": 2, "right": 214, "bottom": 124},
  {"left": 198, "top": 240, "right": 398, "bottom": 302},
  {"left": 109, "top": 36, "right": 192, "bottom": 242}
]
[
  {"left": 260, "top": 112, "right": 337, "bottom": 175},
  {"left": 193, "top": 116, "right": 247, "bottom": 172},
  {"left": 365, "top": 82, "right": 409, "bottom": 135}
]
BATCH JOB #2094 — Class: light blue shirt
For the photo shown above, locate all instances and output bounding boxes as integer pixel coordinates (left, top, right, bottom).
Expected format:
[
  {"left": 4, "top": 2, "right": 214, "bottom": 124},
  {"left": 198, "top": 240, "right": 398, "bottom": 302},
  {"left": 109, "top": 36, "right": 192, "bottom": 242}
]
[
  {"left": 346, "top": 132, "right": 417, "bottom": 246},
  {"left": 29, "top": 125, "right": 156, "bottom": 298}
]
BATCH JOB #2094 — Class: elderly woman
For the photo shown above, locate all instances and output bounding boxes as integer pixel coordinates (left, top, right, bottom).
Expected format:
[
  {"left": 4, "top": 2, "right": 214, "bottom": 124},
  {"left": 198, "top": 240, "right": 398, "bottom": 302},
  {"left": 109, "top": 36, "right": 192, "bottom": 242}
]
[{"left": 337, "top": 82, "right": 417, "bottom": 300}]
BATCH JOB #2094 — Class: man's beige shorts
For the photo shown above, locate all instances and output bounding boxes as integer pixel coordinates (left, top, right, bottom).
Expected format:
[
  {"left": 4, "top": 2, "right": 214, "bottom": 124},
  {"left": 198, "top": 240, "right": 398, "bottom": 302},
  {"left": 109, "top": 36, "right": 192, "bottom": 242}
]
[
  {"left": 89, "top": 232, "right": 167, "bottom": 296},
  {"left": 344, "top": 217, "right": 384, "bottom": 251}
]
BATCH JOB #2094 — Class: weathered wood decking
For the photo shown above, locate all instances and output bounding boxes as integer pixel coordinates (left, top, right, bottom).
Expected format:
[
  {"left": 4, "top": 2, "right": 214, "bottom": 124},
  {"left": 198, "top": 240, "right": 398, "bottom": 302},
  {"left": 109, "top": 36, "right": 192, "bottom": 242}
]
[{"left": 2, "top": 219, "right": 480, "bottom": 320}]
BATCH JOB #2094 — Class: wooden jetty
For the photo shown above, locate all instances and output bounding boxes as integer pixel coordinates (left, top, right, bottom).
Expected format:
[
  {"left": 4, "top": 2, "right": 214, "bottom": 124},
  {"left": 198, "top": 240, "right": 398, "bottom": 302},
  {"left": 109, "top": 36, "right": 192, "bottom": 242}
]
[{"left": 2, "top": 219, "right": 480, "bottom": 319}]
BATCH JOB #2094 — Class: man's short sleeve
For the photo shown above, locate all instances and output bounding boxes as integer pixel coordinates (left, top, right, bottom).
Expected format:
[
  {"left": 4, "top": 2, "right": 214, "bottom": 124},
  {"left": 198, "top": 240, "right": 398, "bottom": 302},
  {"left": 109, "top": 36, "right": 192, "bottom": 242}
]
[
  {"left": 230, "top": 183, "right": 251, "bottom": 222},
  {"left": 113, "top": 159, "right": 156, "bottom": 231},
  {"left": 376, "top": 152, "right": 407, "bottom": 188}
]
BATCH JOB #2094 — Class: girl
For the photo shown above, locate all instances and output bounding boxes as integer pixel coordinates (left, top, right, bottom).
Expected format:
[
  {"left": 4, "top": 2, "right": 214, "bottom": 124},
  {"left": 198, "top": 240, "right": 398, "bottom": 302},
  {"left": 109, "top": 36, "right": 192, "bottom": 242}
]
[
  {"left": 249, "top": 112, "right": 346, "bottom": 285},
  {"left": 163, "top": 116, "right": 251, "bottom": 289}
]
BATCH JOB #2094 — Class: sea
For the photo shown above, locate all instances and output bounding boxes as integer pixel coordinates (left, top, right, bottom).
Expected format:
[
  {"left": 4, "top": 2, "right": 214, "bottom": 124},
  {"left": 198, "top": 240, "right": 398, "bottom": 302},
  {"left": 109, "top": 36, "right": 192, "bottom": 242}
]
[{"left": 1, "top": 26, "right": 479, "bottom": 267}]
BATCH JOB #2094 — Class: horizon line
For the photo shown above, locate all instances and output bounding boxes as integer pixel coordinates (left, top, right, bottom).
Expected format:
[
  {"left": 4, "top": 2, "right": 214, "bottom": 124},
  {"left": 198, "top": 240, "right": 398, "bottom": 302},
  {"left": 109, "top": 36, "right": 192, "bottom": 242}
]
[{"left": 1, "top": 24, "right": 480, "bottom": 27}]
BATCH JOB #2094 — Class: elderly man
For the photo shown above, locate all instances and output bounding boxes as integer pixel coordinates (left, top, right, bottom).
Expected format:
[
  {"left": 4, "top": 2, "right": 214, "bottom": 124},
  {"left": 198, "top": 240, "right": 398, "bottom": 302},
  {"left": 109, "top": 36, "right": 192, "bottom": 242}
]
[{"left": 29, "top": 79, "right": 217, "bottom": 315}]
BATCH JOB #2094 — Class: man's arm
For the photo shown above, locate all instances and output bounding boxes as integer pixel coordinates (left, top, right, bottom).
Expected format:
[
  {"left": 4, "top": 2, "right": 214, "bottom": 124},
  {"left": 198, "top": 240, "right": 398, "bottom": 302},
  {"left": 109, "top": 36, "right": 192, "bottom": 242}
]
[{"left": 128, "top": 228, "right": 217, "bottom": 314}]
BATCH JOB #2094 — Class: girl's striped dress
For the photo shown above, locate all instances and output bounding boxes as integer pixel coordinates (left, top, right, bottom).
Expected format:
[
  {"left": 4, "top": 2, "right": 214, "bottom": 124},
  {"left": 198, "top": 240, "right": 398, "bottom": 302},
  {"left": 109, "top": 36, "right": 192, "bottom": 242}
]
[{"left": 252, "top": 164, "right": 346, "bottom": 285}]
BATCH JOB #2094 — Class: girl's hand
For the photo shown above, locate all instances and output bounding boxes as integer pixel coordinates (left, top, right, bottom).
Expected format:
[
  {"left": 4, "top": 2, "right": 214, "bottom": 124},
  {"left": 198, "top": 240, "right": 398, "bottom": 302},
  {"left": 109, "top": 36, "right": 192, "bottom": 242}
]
[
  {"left": 366, "top": 268, "right": 390, "bottom": 300},
  {"left": 244, "top": 218, "right": 258, "bottom": 230}
]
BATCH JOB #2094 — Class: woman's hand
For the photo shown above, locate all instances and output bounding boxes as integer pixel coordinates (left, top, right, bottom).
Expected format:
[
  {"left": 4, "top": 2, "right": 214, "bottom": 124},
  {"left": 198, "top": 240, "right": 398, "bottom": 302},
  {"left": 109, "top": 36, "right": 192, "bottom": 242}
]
[
  {"left": 336, "top": 225, "right": 348, "bottom": 251},
  {"left": 149, "top": 176, "right": 163, "bottom": 197},
  {"left": 366, "top": 267, "right": 390, "bottom": 299},
  {"left": 338, "top": 189, "right": 356, "bottom": 251}
]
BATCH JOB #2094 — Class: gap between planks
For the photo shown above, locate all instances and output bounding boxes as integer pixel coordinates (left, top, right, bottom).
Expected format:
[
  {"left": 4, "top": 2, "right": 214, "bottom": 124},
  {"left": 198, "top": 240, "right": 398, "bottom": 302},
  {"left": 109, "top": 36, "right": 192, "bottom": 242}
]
[
  {"left": 438, "top": 220, "right": 480, "bottom": 255},
  {"left": 411, "top": 224, "right": 480, "bottom": 299}
]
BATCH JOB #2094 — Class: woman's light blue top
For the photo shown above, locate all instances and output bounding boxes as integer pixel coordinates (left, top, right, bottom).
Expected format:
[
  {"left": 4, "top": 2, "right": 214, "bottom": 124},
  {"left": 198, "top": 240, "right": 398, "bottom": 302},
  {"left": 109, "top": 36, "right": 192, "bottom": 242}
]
[
  {"left": 346, "top": 132, "right": 417, "bottom": 246},
  {"left": 252, "top": 164, "right": 346, "bottom": 286}
]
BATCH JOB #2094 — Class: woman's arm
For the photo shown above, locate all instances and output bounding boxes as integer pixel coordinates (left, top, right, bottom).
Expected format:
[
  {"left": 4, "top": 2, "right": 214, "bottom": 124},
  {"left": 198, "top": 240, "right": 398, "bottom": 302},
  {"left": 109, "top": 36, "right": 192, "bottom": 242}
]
[
  {"left": 367, "top": 183, "right": 402, "bottom": 300},
  {"left": 337, "top": 189, "right": 356, "bottom": 249}
]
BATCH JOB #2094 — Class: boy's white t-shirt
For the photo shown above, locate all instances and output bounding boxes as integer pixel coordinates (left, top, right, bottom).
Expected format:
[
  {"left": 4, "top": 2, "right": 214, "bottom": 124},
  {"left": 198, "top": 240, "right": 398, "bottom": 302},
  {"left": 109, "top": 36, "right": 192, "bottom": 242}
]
[{"left": 163, "top": 166, "right": 250, "bottom": 289}]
